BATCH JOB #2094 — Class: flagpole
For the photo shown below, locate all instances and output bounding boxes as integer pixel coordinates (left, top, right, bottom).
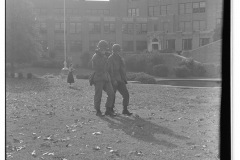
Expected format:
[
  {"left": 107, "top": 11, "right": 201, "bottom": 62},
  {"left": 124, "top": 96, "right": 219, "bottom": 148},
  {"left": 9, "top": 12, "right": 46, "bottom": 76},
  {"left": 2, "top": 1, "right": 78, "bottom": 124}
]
[{"left": 62, "top": 0, "right": 68, "bottom": 71}]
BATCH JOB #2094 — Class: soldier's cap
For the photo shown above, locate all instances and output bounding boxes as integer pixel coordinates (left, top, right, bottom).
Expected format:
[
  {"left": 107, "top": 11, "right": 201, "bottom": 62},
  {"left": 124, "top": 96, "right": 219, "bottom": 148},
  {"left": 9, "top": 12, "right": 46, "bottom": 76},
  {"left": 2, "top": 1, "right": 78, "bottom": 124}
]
[
  {"left": 112, "top": 44, "right": 121, "bottom": 53},
  {"left": 97, "top": 40, "right": 109, "bottom": 51}
]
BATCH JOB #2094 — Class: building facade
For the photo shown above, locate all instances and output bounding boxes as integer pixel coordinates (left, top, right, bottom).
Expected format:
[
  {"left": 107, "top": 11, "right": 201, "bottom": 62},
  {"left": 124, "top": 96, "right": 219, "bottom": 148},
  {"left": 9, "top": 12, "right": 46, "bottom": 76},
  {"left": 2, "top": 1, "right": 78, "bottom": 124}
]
[{"left": 32, "top": 0, "right": 223, "bottom": 63}]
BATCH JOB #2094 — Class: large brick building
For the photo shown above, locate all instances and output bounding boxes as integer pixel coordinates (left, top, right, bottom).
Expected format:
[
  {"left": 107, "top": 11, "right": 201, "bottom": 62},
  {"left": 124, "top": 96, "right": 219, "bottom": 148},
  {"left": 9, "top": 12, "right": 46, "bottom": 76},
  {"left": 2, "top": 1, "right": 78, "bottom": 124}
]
[{"left": 31, "top": 0, "right": 223, "bottom": 63}]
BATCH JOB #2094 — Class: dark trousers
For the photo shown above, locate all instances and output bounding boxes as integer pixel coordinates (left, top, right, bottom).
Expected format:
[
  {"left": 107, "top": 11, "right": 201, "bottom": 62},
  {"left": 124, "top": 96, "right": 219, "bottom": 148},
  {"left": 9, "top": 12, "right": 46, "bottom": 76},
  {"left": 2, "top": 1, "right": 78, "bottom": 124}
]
[
  {"left": 94, "top": 81, "right": 114, "bottom": 111},
  {"left": 112, "top": 81, "right": 129, "bottom": 109}
]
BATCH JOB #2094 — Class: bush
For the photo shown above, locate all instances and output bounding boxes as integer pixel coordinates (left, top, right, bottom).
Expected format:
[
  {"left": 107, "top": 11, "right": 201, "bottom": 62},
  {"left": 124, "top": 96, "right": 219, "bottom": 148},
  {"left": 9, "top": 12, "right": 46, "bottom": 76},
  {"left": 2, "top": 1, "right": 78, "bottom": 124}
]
[
  {"left": 148, "top": 54, "right": 163, "bottom": 66},
  {"left": 80, "top": 52, "right": 91, "bottom": 68},
  {"left": 153, "top": 64, "right": 169, "bottom": 77},
  {"left": 178, "top": 58, "right": 206, "bottom": 77},
  {"left": 27, "top": 73, "right": 32, "bottom": 79},
  {"left": 174, "top": 66, "right": 191, "bottom": 78},
  {"left": 134, "top": 57, "right": 147, "bottom": 72},
  {"left": 18, "top": 72, "right": 23, "bottom": 79},
  {"left": 135, "top": 73, "right": 157, "bottom": 84},
  {"left": 127, "top": 72, "right": 156, "bottom": 84},
  {"left": 144, "top": 62, "right": 154, "bottom": 75},
  {"left": 125, "top": 56, "right": 137, "bottom": 71},
  {"left": 76, "top": 74, "right": 90, "bottom": 79}
]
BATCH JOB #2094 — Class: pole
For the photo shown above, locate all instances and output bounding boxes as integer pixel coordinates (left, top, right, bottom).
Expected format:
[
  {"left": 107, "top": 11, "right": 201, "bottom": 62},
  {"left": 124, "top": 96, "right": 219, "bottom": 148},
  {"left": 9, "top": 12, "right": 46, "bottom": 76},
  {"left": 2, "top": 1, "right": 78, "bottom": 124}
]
[{"left": 62, "top": 0, "right": 68, "bottom": 71}]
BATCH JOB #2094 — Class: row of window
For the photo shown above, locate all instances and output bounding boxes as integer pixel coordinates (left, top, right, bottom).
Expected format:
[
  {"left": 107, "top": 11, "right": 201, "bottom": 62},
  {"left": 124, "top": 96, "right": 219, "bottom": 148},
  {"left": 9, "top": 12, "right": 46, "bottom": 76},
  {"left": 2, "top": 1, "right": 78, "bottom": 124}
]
[
  {"left": 37, "top": 20, "right": 208, "bottom": 35},
  {"left": 42, "top": 38, "right": 210, "bottom": 53},
  {"left": 35, "top": 8, "right": 110, "bottom": 16},
  {"left": 35, "top": 1, "right": 206, "bottom": 17},
  {"left": 37, "top": 22, "right": 148, "bottom": 34}
]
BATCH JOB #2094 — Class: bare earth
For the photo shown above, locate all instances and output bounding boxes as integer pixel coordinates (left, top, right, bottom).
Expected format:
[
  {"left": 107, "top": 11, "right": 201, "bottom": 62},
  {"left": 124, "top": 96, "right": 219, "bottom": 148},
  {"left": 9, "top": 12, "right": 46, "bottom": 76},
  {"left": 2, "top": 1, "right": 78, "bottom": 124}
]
[{"left": 6, "top": 76, "right": 220, "bottom": 160}]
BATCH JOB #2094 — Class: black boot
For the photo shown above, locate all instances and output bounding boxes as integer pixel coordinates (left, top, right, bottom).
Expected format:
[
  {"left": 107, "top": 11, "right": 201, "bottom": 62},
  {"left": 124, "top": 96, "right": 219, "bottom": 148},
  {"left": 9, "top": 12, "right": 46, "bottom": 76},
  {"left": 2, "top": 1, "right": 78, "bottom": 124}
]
[
  {"left": 96, "top": 110, "right": 103, "bottom": 117},
  {"left": 105, "top": 108, "right": 117, "bottom": 117},
  {"left": 122, "top": 107, "right": 132, "bottom": 116}
]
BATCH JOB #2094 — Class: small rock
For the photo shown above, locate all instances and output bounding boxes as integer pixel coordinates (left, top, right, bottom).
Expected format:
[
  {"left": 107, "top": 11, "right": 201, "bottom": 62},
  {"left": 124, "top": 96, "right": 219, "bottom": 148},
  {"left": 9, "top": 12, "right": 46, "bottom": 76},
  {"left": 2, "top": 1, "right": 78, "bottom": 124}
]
[
  {"left": 106, "top": 146, "right": 112, "bottom": 149},
  {"left": 92, "top": 132, "right": 102, "bottom": 135},
  {"left": 48, "top": 152, "right": 54, "bottom": 156},
  {"left": 109, "top": 150, "right": 120, "bottom": 157},
  {"left": 93, "top": 146, "right": 101, "bottom": 151},
  {"left": 116, "top": 140, "right": 121, "bottom": 143},
  {"left": 195, "top": 153, "right": 202, "bottom": 157},
  {"left": 31, "top": 150, "right": 37, "bottom": 158}
]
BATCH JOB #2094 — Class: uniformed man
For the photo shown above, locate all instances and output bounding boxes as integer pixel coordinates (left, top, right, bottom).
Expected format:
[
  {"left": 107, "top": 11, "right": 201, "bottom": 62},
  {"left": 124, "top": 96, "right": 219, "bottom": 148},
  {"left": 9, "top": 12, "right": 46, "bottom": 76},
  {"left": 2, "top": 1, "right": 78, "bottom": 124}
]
[
  {"left": 108, "top": 44, "right": 132, "bottom": 116},
  {"left": 91, "top": 40, "right": 116, "bottom": 117}
]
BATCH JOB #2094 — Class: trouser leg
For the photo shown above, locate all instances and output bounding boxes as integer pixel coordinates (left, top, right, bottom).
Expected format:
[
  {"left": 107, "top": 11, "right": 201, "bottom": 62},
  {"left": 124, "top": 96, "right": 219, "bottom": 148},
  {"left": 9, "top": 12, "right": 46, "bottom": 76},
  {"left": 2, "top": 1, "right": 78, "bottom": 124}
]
[
  {"left": 111, "top": 84, "right": 118, "bottom": 109},
  {"left": 103, "top": 82, "right": 114, "bottom": 109},
  {"left": 117, "top": 82, "right": 129, "bottom": 109},
  {"left": 94, "top": 82, "right": 103, "bottom": 111}
]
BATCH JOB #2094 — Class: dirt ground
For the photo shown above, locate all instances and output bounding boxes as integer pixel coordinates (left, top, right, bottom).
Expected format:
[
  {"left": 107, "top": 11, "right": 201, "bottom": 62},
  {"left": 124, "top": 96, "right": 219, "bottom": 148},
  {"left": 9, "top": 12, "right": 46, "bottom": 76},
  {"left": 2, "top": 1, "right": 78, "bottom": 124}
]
[{"left": 6, "top": 75, "right": 221, "bottom": 160}]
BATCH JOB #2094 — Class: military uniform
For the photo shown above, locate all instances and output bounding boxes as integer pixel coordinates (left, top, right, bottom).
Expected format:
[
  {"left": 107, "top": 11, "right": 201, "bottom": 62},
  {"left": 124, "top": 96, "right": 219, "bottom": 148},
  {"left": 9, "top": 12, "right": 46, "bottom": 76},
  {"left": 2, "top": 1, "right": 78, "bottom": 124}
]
[
  {"left": 91, "top": 51, "right": 114, "bottom": 115},
  {"left": 108, "top": 45, "right": 132, "bottom": 115}
]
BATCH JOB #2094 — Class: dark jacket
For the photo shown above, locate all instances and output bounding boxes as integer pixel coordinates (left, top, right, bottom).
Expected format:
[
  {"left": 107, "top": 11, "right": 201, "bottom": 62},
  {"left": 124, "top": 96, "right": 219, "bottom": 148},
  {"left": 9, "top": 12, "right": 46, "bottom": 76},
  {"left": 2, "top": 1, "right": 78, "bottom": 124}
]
[
  {"left": 107, "top": 53, "right": 127, "bottom": 84},
  {"left": 91, "top": 51, "right": 111, "bottom": 83}
]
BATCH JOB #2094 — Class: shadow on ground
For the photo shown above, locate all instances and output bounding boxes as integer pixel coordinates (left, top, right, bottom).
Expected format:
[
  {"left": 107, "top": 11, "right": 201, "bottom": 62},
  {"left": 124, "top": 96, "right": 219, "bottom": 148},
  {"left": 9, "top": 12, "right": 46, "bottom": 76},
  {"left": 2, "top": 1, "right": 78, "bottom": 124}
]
[
  {"left": 6, "top": 77, "right": 50, "bottom": 93},
  {"left": 100, "top": 115, "right": 190, "bottom": 148}
]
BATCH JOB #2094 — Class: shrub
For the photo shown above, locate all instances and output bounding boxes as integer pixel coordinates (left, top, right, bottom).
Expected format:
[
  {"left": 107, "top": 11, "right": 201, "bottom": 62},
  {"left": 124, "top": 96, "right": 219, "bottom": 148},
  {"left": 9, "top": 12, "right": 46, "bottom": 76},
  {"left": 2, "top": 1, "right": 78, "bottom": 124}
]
[
  {"left": 144, "top": 62, "right": 154, "bottom": 75},
  {"left": 18, "top": 72, "right": 23, "bottom": 79},
  {"left": 27, "top": 73, "right": 32, "bottom": 79},
  {"left": 134, "top": 73, "right": 157, "bottom": 84},
  {"left": 149, "top": 54, "right": 163, "bottom": 65},
  {"left": 125, "top": 56, "right": 137, "bottom": 71},
  {"left": 178, "top": 58, "right": 206, "bottom": 77},
  {"left": 174, "top": 66, "right": 191, "bottom": 78},
  {"left": 80, "top": 51, "right": 91, "bottom": 68},
  {"left": 76, "top": 74, "right": 90, "bottom": 79},
  {"left": 126, "top": 72, "right": 138, "bottom": 81},
  {"left": 134, "top": 56, "right": 147, "bottom": 72},
  {"left": 193, "top": 63, "right": 206, "bottom": 77},
  {"left": 153, "top": 64, "right": 169, "bottom": 77}
]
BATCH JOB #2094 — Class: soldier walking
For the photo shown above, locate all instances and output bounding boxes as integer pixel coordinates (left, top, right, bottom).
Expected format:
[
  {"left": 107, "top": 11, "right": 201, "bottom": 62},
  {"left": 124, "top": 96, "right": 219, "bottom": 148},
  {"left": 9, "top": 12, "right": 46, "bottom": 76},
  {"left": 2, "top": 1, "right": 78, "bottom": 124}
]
[
  {"left": 91, "top": 40, "right": 116, "bottom": 117},
  {"left": 108, "top": 44, "right": 132, "bottom": 116}
]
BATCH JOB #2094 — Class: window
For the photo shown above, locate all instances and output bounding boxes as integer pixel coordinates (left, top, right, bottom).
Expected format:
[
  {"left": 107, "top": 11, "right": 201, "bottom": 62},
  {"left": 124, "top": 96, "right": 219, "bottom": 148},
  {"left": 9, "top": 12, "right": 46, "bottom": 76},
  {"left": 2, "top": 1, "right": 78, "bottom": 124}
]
[
  {"left": 148, "top": 6, "right": 159, "bottom": 17},
  {"left": 136, "top": 23, "right": 147, "bottom": 34},
  {"left": 89, "top": 40, "right": 99, "bottom": 51},
  {"left": 128, "top": 8, "right": 139, "bottom": 17},
  {"left": 179, "top": 21, "right": 192, "bottom": 32},
  {"left": 193, "top": 2, "right": 206, "bottom": 13},
  {"left": 199, "top": 38, "right": 209, "bottom": 46},
  {"left": 179, "top": 3, "right": 185, "bottom": 14},
  {"left": 160, "top": 5, "right": 171, "bottom": 15},
  {"left": 89, "top": 22, "right": 101, "bottom": 34},
  {"left": 182, "top": 39, "right": 192, "bottom": 50},
  {"left": 167, "top": 39, "right": 175, "bottom": 50},
  {"left": 55, "top": 22, "right": 65, "bottom": 33},
  {"left": 136, "top": 41, "right": 147, "bottom": 51},
  {"left": 179, "top": 3, "right": 192, "bottom": 14},
  {"left": 193, "top": 20, "right": 206, "bottom": 31},
  {"left": 199, "top": 2, "right": 206, "bottom": 12},
  {"left": 160, "top": 5, "right": 167, "bottom": 15},
  {"left": 55, "top": 40, "right": 64, "bottom": 50},
  {"left": 104, "top": 23, "right": 116, "bottom": 33},
  {"left": 69, "top": 23, "right": 81, "bottom": 33},
  {"left": 122, "top": 23, "right": 134, "bottom": 34},
  {"left": 122, "top": 41, "right": 134, "bottom": 52},
  {"left": 70, "top": 40, "right": 82, "bottom": 52}
]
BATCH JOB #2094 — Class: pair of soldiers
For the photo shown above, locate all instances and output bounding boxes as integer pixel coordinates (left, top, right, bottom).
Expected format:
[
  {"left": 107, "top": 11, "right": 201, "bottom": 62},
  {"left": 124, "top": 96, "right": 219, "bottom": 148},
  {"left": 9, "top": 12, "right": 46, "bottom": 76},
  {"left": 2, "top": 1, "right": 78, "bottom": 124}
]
[{"left": 91, "top": 40, "right": 132, "bottom": 117}]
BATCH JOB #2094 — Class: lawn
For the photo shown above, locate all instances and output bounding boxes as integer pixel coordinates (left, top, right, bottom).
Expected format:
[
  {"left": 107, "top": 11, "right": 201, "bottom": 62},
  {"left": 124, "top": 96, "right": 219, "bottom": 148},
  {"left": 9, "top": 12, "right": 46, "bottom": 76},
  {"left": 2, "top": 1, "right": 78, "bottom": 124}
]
[{"left": 6, "top": 74, "right": 221, "bottom": 160}]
